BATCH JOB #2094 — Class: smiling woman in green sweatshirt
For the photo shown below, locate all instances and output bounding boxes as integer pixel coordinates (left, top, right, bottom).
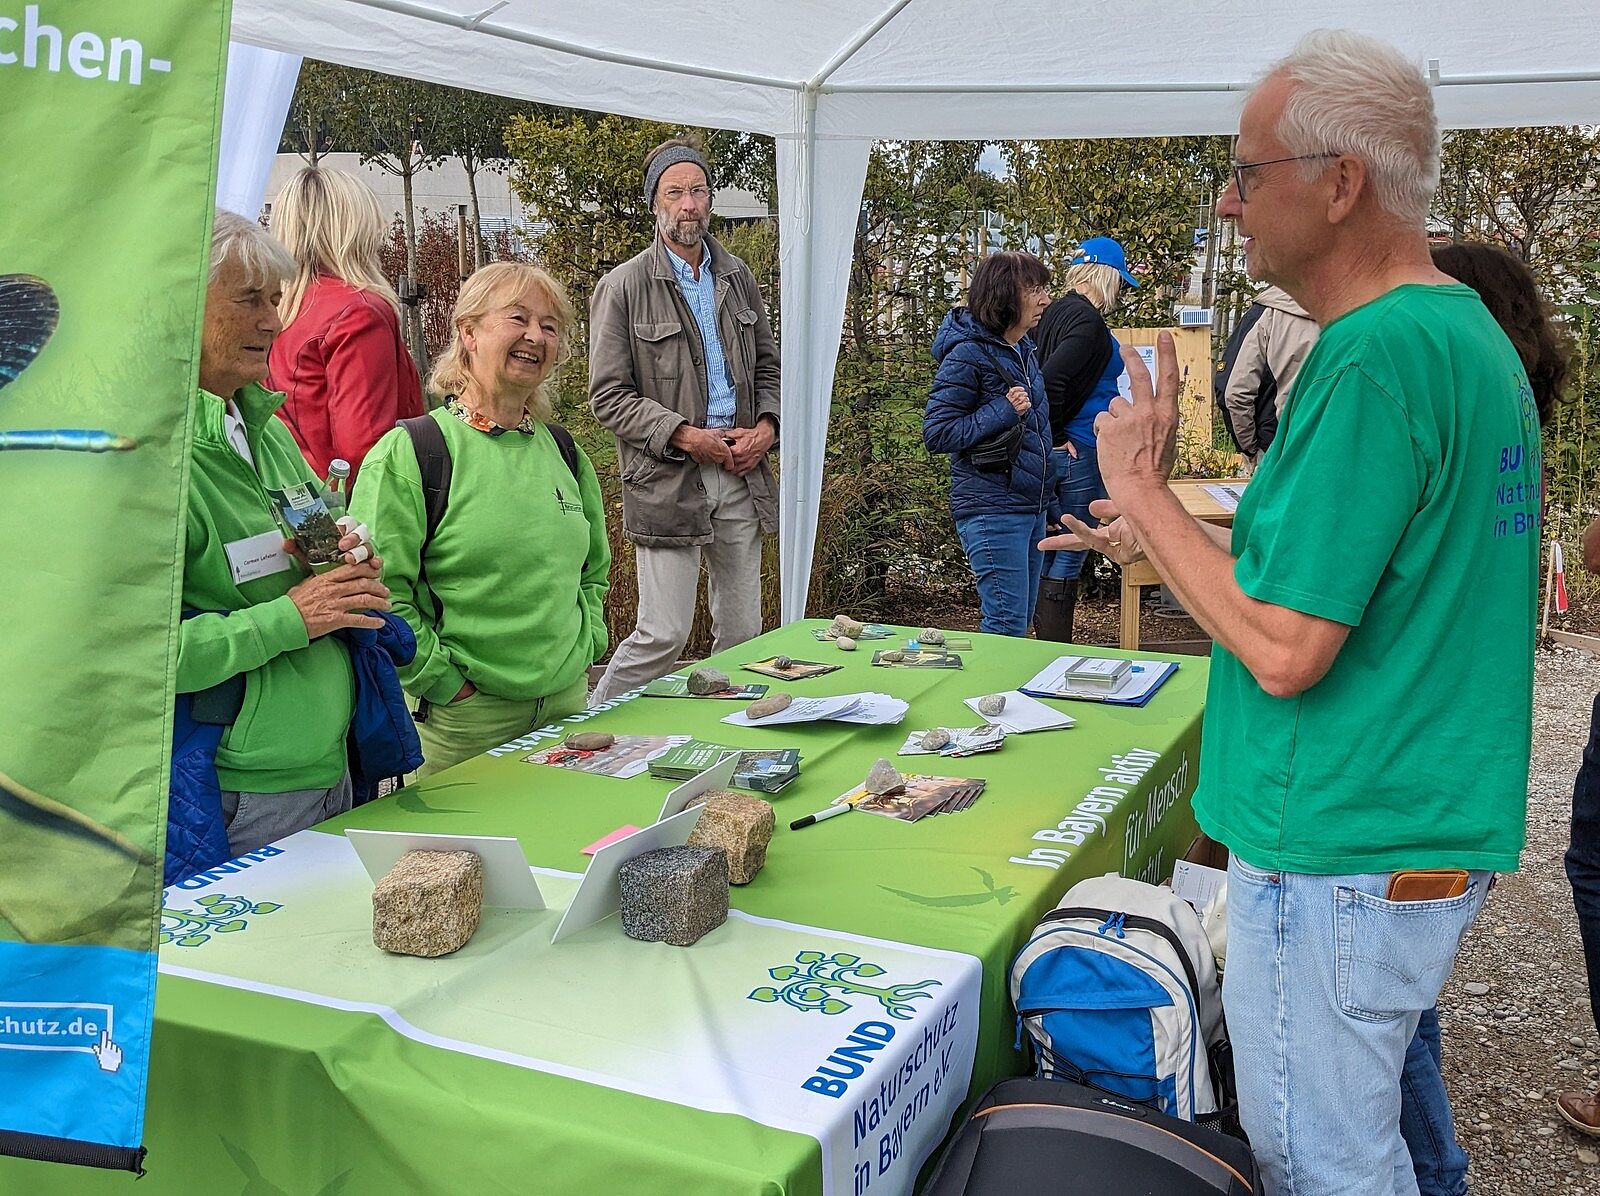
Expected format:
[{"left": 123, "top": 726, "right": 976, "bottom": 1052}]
[{"left": 350, "top": 263, "right": 611, "bottom": 776}]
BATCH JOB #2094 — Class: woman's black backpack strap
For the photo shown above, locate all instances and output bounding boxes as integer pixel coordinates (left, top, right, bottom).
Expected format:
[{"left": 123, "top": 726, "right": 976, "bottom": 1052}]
[{"left": 400, "top": 415, "right": 453, "bottom": 550}]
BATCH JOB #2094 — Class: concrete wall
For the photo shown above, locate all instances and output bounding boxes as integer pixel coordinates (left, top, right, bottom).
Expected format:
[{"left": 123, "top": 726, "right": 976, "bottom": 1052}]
[{"left": 263, "top": 152, "right": 770, "bottom": 230}]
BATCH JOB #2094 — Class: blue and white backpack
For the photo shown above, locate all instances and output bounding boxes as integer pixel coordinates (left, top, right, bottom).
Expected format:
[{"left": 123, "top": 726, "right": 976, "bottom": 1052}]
[{"left": 1010, "top": 873, "right": 1227, "bottom": 1121}]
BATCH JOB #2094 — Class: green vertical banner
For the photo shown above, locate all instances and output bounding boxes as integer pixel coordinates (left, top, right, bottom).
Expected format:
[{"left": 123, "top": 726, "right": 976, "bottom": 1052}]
[{"left": 0, "top": 0, "right": 229, "bottom": 1171}]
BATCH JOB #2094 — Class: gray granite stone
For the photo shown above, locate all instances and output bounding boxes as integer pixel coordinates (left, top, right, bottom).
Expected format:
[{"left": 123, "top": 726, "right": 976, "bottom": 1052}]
[{"left": 618, "top": 845, "right": 729, "bottom": 946}]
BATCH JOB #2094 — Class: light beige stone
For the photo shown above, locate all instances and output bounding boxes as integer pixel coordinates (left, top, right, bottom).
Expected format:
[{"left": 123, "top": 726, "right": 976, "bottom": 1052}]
[
  {"left": 372, "top": 850, "right": 483, "bottom": 958},
  {"left": 745, "top": 692, "right": 793, "bottom": 719},
  {"left": 865, "top": 758, "right": 905, "bottom": 795},
  {"left": 687, "top": 790, "right": 776, "bottom": 885},
  {"left": 835, "top": 635, "right": 858, "bottom": 652}
]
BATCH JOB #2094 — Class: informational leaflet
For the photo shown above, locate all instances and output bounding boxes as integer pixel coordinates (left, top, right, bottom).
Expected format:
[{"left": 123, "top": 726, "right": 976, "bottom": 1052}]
[
  {"left": 962, "top": 692, "right": 1075, "bottom": 733},
  {"left": 1202, "top": 483, "right": 1246, "bottom": 512},
  {"left": 722, "top": 693, "right": 909, "bottom": 729}
]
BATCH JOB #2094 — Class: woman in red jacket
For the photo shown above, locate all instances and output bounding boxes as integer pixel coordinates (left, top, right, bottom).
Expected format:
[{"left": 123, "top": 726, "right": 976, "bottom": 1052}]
[{"left": 268, "top": 167, "right": 423, "bottom": 483}]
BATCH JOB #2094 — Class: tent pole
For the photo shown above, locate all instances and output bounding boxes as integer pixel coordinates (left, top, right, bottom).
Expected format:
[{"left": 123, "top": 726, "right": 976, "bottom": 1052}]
[{"left": 780, "top": 84, "right": 821, "bottom": 624}]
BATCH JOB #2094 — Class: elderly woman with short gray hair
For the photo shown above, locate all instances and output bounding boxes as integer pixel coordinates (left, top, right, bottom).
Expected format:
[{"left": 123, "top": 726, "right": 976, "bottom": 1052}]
[{"left": 178, "top": 209, "right": 387, "bottom": 856}]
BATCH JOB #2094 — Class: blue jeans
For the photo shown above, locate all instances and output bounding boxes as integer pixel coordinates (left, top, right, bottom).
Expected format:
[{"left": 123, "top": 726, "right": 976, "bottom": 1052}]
[
  {"left": 954, "top": 511, "right": 1046, "bottom": 637},
  {"left": 1043, "top": 440, "right": 1107, "bottom": 581},
  {"left": 1224, "top": 856, "right": 1489, "bottom": 1195},
  {"left": 1399, "top": 1007, "right": 1468, "bottom": 1196},
  {"left": 1568, "top": 692, "right": 1600, "bottom": 1036}
]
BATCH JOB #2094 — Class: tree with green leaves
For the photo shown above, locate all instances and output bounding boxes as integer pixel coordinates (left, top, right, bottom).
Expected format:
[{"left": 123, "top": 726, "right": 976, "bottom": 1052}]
[
  {"left": 996, "top": 136, "right": 1232, "bottom": 326},
  {"left": 1435, "top": 126, "right": 1600, "bottom": 296},
  {"left": 278, "top": 59, "right": 358, "bottom": 166},
  {"left": 431, "top": 90, "right": 545, "bottom": 270}
]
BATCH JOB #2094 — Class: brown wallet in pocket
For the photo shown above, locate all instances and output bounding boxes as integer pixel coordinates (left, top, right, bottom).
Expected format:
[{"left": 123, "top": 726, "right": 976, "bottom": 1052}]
[{"left": 1385, "top": 869, "right": 1470, "bottom": 901}]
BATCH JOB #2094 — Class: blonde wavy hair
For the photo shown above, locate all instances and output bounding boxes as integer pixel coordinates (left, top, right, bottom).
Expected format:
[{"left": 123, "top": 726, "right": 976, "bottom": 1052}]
[
  {"left": 1061, "top": 262, "right": 1124, "bottom": 315},
  {"left": 272, "top": 167, "right": 400, "bottom": 325},
  {"left": 427, "top": 262, "right": 575, "bottom": 420}
]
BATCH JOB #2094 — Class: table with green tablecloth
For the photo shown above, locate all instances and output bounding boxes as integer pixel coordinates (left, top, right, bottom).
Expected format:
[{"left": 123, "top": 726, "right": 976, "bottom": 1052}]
[{"left": 2, "top": 621, "right": 1206, "bottom": 1196}]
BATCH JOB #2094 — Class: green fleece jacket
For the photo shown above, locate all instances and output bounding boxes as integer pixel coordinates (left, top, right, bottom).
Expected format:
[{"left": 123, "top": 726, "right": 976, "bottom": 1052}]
[
  {"left": 350, "top": 412, "right": 611, "bottom": 705},
  {"left": 179, "top": 383, "right": 354, "bottom": 792}
]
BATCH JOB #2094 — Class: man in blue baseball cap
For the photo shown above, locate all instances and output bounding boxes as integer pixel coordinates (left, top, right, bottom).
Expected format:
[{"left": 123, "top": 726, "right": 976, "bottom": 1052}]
[{"left": 1071, "top": 236, "right": 1141, "bottom": 290}]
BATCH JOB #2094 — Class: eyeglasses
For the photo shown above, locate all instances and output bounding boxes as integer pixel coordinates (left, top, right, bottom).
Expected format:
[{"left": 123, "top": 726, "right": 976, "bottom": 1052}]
[
  {"left": 1025, "top": 284, "right": 1050, "bottom": 298},
  {"left": 1230, "top": 152, "right": 1342, "bottom": 202},
  {"left": 661, "top": 186, "right": 712, "bottom": 204}
]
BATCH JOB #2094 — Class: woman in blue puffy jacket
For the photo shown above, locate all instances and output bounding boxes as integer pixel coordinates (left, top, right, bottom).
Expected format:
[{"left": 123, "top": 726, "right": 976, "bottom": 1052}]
[{"left": 923, "top": 252, "right": 1055, "bottom": 636}]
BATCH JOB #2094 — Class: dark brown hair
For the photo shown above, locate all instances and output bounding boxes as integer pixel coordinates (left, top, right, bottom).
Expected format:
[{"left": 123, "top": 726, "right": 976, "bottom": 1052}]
[
  {"left": 967, "top": 251, "right": 1051, "bottom": 337},
  {"left": 1432, "top": 242, "right": 1570, "bottom": 426}
]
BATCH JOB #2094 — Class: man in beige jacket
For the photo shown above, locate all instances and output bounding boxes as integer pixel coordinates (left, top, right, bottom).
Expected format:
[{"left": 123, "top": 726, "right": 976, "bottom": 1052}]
[
  {"left": 588, "top": 139, "right": 781, "bottom": 705},
  {"left": 1217, "top": 284, "right": 1319, "bottom": 467}
]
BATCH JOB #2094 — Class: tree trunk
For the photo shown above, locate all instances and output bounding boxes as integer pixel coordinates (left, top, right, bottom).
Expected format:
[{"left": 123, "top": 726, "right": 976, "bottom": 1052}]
[
  {"left": 400, "top": 162, "right": 425, "bottom": 365},
  {"left": 463, "top": 155, "right": 484, "bottom": 269}
]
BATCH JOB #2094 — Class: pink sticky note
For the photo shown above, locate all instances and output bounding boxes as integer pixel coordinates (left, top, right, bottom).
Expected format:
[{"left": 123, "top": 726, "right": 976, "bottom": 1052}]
[{"left": 581, "top": 825, "right": 642, "bottom": 856}]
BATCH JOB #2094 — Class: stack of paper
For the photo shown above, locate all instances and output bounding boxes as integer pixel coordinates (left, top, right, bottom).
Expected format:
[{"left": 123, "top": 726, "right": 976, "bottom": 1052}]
[
  {"left": 963, "top": 691, "right": 1075, "bottom": 734},
  {"left": 648, "top": 740, "right": 802, "bottom": 793},
  {"left": 832, "top": 776, "right": 989, "bottom": 822},
  {"left": 1019, "top": 656, "right": 1180, "bottom": 707},
  {"left": 897, "top": 726, "right": 1006, "bottom": 758},
  {"left": 720, "top": 692, "right": 909, "bottom": 728}
]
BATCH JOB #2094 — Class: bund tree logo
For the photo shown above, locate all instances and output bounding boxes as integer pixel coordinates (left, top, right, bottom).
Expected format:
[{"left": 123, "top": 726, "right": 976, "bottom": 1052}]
[
  {"left": 159, "top": 894, "right": 282, "bottom": 947},
  {"left": 748, "top": 951, "right": 939, "bottom": 1020}
]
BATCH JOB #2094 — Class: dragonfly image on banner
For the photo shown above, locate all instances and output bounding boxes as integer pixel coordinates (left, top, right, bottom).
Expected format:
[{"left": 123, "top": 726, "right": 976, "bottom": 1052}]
[
  {"left": 1, "top": 274, "right": 149, "bottom": 894},
  {"left": 0, "top": 274, "right": 136, "bottom": 453}
]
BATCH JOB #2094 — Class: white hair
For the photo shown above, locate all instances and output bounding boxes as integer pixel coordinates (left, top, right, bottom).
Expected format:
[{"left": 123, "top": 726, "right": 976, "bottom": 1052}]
[
  {"left": 209, "top": 208, "right": 295, "bottom": 289},
  {"left": 1268, "top": 29, "right": 1440, "bottom": 227}
]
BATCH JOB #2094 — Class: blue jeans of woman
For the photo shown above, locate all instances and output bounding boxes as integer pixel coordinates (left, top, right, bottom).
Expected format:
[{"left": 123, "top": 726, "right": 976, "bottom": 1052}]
[
  {"left": 1044, "top": 440, "right": 1107, "bottom": 581},
  {"left": 1568, "top": 692, "right": 1600, "bottom": 1036},
  {"left": 1399, "top": 1006, "right": 1468, "bottom": 1196},
  {"left": 954, "top": 511, "right": 1046, "bottom": 636}
]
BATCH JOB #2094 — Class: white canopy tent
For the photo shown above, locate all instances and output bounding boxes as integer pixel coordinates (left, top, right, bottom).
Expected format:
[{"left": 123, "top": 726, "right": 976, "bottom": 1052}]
[{"left": 224, "top": 1, "right": 1600, "bottom": 619}]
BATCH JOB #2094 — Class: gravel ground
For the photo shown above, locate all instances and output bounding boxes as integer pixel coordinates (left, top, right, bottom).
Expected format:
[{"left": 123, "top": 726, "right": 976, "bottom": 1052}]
[{"left": 1444, "top": 645, "right": 1600, "bottom": 1193}]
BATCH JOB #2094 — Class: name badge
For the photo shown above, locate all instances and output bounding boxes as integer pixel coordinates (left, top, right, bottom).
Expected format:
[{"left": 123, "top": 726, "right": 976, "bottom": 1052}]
[{"left": 224, "top": 529, "right": 293, "bottom": 585}]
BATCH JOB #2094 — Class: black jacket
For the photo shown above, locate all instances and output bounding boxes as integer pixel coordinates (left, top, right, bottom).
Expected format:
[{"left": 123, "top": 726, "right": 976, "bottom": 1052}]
[{"left": 1034, "top": 292, "right": 1115, "bottom": 440}]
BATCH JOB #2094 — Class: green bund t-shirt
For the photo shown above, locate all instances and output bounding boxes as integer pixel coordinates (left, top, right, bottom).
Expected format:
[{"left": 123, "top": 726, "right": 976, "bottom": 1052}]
[{"left": 1193, "top": 283, "right": 1541, "bottom": 874}]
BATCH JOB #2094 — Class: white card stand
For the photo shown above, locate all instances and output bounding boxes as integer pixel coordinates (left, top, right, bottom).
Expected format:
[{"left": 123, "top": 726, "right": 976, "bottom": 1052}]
[
  {"left": 550, "top": 805, "right": 705, "bottom": 944},
  {"left": 656, "top": 753, "right": 740, "bottom": 822},
  {"left": 345, "top": 830, "right": 545, "bottom": 910}
]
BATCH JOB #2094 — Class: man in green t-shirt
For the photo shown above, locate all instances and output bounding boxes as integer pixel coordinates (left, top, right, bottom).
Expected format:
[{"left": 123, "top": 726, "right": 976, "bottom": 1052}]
[{"left": 1043, "top": 32, "right": 1540, "bottom": 1194}]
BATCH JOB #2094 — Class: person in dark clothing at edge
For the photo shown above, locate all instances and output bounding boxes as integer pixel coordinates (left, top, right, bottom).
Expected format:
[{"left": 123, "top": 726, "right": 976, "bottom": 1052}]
[
  {"left": 1031, "top": 237, "right": 1138, "bottom": 642},
  {"left": 923, "top": 251, "right": 1055, "bottom": 637}
]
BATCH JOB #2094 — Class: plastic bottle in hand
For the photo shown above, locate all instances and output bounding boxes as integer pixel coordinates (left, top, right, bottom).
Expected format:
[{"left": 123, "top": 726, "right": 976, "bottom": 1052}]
[{"left": 323, "top": 458, "right": 351, "bottom": 518}]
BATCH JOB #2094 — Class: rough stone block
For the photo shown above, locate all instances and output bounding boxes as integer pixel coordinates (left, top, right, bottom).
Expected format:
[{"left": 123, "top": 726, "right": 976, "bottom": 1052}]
[
  {"left": 372, "top": 849, "right": 483, "bottom": 958},
  {"left": 619, "top": 845, "right": 728, "bottom": 946},
  {"left": 687, "top": 789, "right": 776, "bottom": 885},
  {"left": 687, "top": 667, "right": 730, "bottom": 695}
]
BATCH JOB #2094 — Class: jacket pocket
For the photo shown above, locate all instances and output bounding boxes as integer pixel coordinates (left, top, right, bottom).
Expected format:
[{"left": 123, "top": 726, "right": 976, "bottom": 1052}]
[
  {"left": 620, "top": 447, "right": 662, "bottom": 486},
  {"left": 633, "top": 320, "right": 683, "bottom": 383}
]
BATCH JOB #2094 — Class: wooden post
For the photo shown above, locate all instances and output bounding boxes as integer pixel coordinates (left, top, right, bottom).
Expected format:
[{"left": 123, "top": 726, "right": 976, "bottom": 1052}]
[{"left": 456, "top": 205, "right": 470, "bottom": 283}]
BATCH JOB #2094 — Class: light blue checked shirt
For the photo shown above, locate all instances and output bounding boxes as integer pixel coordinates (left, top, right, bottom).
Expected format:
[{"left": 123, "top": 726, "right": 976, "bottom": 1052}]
[{"left": 666, "top": 241, "right": 736, "bottom": 429}]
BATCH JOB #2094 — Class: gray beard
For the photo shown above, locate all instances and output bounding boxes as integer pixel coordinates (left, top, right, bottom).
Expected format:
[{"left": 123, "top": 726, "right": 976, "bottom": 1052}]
[{"left": 659, "top": 212, "right": 706, "bottom": 248}]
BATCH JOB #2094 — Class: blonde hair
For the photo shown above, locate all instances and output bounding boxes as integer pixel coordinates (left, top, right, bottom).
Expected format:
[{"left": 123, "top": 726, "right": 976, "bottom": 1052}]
[
  {"left": 427, "top": 262, "right": 575, "bottom": 420},
  {"left": 210, "top": 208, "right": 294, "bottom": 289},
  {"left": 1270, "top": 30, "right": 1439, "bottom": 226},
  {"left": 1062, "top": 262, "right": 1123, "bottom": 315},
  {"left": 272, "top": 168, "right": 400, "bottom": 324}
]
